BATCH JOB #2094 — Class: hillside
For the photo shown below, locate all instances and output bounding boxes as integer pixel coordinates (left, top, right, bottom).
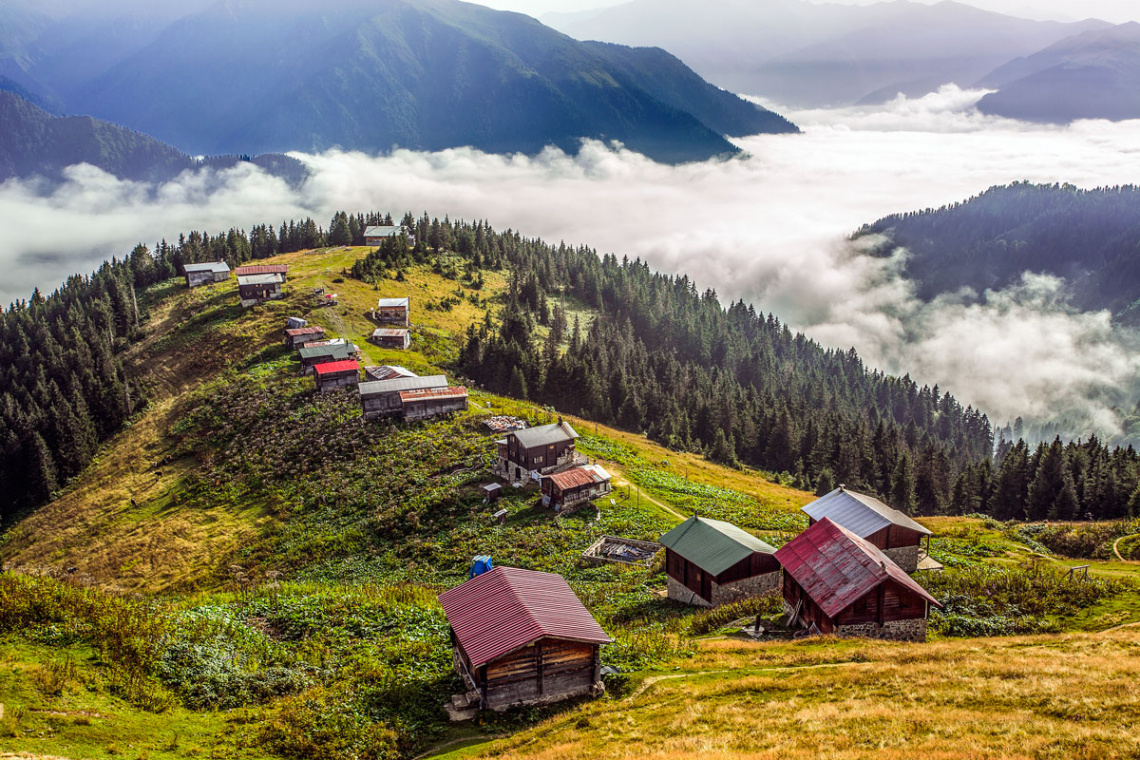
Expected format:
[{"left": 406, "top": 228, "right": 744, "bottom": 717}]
[{"left": 976, "top": 22, "right": 1140, "bottom": 122}]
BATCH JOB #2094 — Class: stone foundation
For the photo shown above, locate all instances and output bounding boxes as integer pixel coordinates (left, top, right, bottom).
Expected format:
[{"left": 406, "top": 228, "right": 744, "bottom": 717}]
[
  {"left": 836, "top": 617, "right": 928, "bottom": 642},
  {"left": 883, "top": 545, "right": 921, "bottom": 573},
  {"left": 667, "top": 572, "right": 781, "bottom": 607}
]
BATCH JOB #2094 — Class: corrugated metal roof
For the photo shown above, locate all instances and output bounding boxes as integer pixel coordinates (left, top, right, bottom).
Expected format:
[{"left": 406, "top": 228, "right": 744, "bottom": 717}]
[
  {"left": 802, "top": 487, "right": 931, "bottom": 537},
  {"left": 399, "top": 386, "right": 468, "bottom": 402},
  {"left": 184, "top": 261, "right": 230, "bottom": 274},
  {"left": 548, "top": 464, "right": 611, "bottom": 490},
  {"left": 364, "top": 226, "right": 401, "bottom": 238},
  {"left": 298, "top": 343, "right": 353, "bottom": 359},
  {"left": 372, "top": 328, "right": 409, "bottom": 337},
  {"left": 365, "top": 365, "right": 418, "bottom": 381},
  {"left": 313, "top": 360, "right": 360, "bottom": 376},
  {"left": 359, "top": 375, "right": 447, "bottom": 397},
  {"left": 286, "top": 326, "right": 325, "bottom": 337},
  {"left": 237, "top": 274, "right": 281, "bottom": 286},
  {"left": 376, "top": 297, "right": 410, "bottom": 308},
  {"left": 511, "top": 421, "right": 579, "bottom": 449},
  {"left": 438, "top": 566, "right": 611, "bottom": 668},
  {"left": 658, "top": 515, "right": 775, "bottom": 576},
  {"left": 235, "top": 264, "right": 288, "bottom": 276},
  {"left": 775, "top": 517, "right": 941, "bottom": 618}
]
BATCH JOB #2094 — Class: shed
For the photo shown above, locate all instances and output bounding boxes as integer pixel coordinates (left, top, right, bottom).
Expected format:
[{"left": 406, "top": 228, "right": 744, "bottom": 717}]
[
  {"left": 775, "top": 517, "right": 942, "bottom": 641},
  {"left": 541, "top": 464, "right": 612, "bottom": 512},
  {"left": 439, "top": 566, "right": 610, "bottom": 717},
  {"left": 183, "top": 261, "right": 230, "bottom": 287},
  {"left": 298, "top": 343, "right": 355, "bottom": 374},
  {"left": 235, "top": 264, "right": 288, "bottom": 279},
  {"left": 370, "top": 327, "right": 411, "bottom": 350},
  {"left": 481, "top": 483, "right": 503, "bottom": 503},
  {"left": 363, "top": 225, "right": 410, "bottom": 246},
  {"left": 365, "top": 365, "right": 418, "bottom": 382},
  {"left": 359, "top": 375, "right": 448, "bottom": 419},
  {"left": 285, "top": 316, "right": 308, "bottom": 330},
  {"left": 658, "top": 515, "right": 780, "bottom": 607},
  {"left": 802, "top": 486, "right": 933, "bottom": 572},
  {"left": 237, "top": 274, "right": 283, "bottom": 307},
  {"left": 313, "top": 360, "right": 361, "bottom": 393},
  {"left": 399, "top": 386, "right": 468, "bottom": 421},
  {"left": 374, "top": 297, "right": 410, "bottom": 326},
  {"left": 284, "top": 325, "right": 326, "bottom": 347},
  {"left": 496, "top": 420, "right": 580, "bottom": 482}
]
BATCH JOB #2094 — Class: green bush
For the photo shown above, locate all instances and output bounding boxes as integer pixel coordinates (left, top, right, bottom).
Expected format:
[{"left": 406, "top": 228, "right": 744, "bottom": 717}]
[
  {"left": 259, "top": 686, "right": 400, "bottom": 760},
  {"left": 690, "top": 594, "right": 783, "bottom": 635}
]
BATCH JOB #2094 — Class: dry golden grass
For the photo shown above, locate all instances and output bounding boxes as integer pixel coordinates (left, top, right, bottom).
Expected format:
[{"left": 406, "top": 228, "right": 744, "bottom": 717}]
[{"left": 478, "top": 630, "right": 1140, "bottom": 760}]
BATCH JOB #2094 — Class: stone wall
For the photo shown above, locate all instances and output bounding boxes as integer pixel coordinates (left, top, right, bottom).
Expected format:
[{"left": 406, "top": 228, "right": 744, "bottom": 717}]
[
  {"left": 667, "top": 576, "right": 711, "bottom": 607},
  {"left": 837, "top": 617, "right": 927, "bottom": 642},
  {"left": 668, "top": 572, "right": 781, "bottom": 607},
  {"left": 883, "top": 545, "right": 920, "bottom": 573}
]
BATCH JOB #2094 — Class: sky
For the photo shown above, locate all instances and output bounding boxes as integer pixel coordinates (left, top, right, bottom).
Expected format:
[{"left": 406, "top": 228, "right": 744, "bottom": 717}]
[{"left": 4, "top": 86, "right": 1140, "bottom": 436}]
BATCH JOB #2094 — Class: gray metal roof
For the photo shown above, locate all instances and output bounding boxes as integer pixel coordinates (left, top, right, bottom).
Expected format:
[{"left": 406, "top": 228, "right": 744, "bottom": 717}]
[
  {"left": 364, "top": 226, "right": 401, "bottom": 238},
  {"left": 376, "top": 297, "right": 410, "bottom": 308},
  {"left": 658, "top": 515, "right": 776, "bottom": 576},
  {"left": 298, "top": 344, "right": 354, "bottom": 360},
  {"left": 184, "top": 261, "right": 230, "bottom": 274},
  {"left": 510, "top": 421, "right": 579, "bottom": 449},
  {"left": 359, "top": 374, "right": 448, "bottom": 397},
  {"left": 801, "top": 486, "right": 931, "bottom": 537},
  {"left": 237, "top": 274, "right": 281, "bottom": 286}
]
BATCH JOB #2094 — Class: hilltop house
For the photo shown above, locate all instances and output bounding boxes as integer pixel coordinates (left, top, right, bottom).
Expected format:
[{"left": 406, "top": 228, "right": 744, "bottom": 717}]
[
  {"left": 183, "top": 261, "right": 230, "bottom": 287},
  {"left": 359, "top": 375, "right": 448, "bottom": 419},
  {"left": 801, "top": 486, "right": 933, "bottom": 573},
  {"left": 237, "top": 274, "right": 284, "bottom": 307},
  {"left": 313, "top": 360, "right": 360, "bottom": 393},
  {"left": 399, "top": 386, "right": 468, "bottom": 421},
  {"left": 284, "top": 325, "right": 326, "bottom": 347},
  {"left": 363, "top": 225, "right": 413, "bottom": 246},
  {"left": 658, "top": 515, "right": 780, "bottom": 607},
  {"left": 234, "top": 264, "right": 288, "bottom": 280},
  {"left": 775, "top": 517, "right": 942, "bottom": 641},
  {"left": 541, "top": 464, "right": 613, "bottom": 512},
  {"left": 494, "top": 420, "right": 580, "bottom": 483},
  {"left": 374, "top": 297, "right": 410, "bottom": 326},
  {"left": 298, "top": 343, "right": 356, "bottom": 374},
  {"left": 370, "top": 328, "right": 411, "bottom": 350},
  {"left": 438, "top": 566, "right": 611, "bottom": 720}
]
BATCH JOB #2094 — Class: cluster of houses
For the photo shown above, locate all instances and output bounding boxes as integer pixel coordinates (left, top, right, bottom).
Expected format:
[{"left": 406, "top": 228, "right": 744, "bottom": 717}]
[
  {"left": 182, "top": 261, "right": 289, "bottom": 308},
  {"left": 437, "top": 474, "right": 943, "bottom": 719}
]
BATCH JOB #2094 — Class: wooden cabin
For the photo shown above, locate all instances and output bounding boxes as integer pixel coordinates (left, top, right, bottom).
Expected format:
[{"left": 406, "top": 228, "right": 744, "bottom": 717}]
[
  {"left": 298, "top": 343, "right": 355, "bottom": 374},
  {"left": 438, "top": 566, "right": 611, "bottom": 720},
  {"left": 541, "top": 464, "right": 612, "bottom": 512},
  {"left": 365, "top": 365, "right": 418, "bottom": 382},
  {"left": 358, "top": 375, "right": 448, "bottom": 419},
  {"left": 363, "top": 225, "right": 413, "bottom": 246},
  {"left": 237, "top": 274, "right": 283, "bottom": 307},
  {"left": 374, "top": 297, "right": 410, "bottom": 326},
  {"left": 183, "top": 261, "right": 230, "bottom": 287},
  {"left": 801, "top": 486, "right": 933, "bottom": 572},
  {"left": 235, "top": 264, "right": 288, "bottom": 279},
  {"left": 370, "top": 328, "right": 411, "bottom": 350},
  {"left": 284, "top": 326, "right": 326, "bottom": 347},
  {"left": 775, "top": 517, "right": 942, "bottom": 641},
  {"left": 313, "top": 360, "right": 360, "bottom": 393},
  {"left": 399, "top": 386, "right": 468, "bottom": 421},
  {"left": 658, "top": 515, "right": 780, "bottom": 607},
  {"left": 495, "top": 420, "right": 580, "bottom": 483}
]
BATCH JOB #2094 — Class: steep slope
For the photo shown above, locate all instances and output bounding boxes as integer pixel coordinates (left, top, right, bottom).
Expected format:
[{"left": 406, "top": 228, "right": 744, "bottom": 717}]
[{"left": 976, "top": 22, "right": 1140, "bottom": 122}]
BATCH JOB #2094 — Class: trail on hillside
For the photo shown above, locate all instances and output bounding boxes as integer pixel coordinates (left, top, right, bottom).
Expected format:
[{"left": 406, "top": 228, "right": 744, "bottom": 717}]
[
  {"left": 1113, "top": 533, "right": 1140, "bottom": 563},
  {"left": 608, "top": 467, "right": 686, "bottom": 522}
]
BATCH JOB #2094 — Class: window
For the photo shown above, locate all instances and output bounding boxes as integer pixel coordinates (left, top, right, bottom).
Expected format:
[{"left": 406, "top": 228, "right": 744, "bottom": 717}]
[{"left": 534, "top": 456, "right": 543, "bottom": 465}]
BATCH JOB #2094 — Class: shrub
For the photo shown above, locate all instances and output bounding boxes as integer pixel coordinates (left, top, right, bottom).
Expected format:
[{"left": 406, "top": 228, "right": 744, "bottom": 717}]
[
  {"left": 259, "top": 686, "right": 400, "bottom": 760},
  {"left": 690, "top": 595, "right": 783, "bottom": 635}
]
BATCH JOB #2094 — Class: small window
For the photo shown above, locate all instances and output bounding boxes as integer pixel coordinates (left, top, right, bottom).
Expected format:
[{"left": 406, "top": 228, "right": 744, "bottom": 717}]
[{"left": 534, "top": 456, "right": 543, "bottom": 464}]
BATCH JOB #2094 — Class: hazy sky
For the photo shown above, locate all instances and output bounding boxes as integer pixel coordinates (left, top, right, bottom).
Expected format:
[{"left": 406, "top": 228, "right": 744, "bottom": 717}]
[{"left": 478, "top": 0, "right": 1140, "bottom": 24}]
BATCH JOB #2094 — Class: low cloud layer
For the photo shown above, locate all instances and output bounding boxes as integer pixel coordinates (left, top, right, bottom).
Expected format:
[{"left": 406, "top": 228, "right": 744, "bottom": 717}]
[{"left": 3, "top": 87, "right": 1140, "bottom": 435}]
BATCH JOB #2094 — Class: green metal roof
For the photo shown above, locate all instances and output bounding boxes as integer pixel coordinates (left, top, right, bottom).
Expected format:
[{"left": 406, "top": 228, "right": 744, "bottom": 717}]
[{"left": 658, "top": 515, "right": 776, "bottom": 576}]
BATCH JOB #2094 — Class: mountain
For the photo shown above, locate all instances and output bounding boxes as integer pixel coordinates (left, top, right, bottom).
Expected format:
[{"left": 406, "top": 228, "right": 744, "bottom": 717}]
[
  {"left": 0, "top": 0, "right": 796, "bottom": 165},
  {"left": 545, "top": 0, "right": 1110, "bottom": 107},
  {"left": 976, "top": 23, "right": 1140, "bottom": 122},
  {"left": 854, "top": 183, "right": 1140, "bottom": 322},
  {"left": 0, "top": 90, "right": 308, "bottom": 184}
]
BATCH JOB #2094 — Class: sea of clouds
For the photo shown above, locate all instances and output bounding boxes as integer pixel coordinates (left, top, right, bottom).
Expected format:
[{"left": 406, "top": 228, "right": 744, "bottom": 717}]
[{"left": 3, "top": 85, "right": 1140, "bottom": 435}]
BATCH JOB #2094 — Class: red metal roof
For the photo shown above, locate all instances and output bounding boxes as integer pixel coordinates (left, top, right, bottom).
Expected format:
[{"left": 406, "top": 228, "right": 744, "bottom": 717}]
[
  {"left": 235, "top": 264, "right": 289, "bottom": 276},
  {"left": 438, "top": 566, "right": 611, "bottom": 668},
  {"left": 285, "top": 326, "right": 325, "bottom": 337},
  {"left": 313, "top": 360, "right": 360, "bottom": 376},
  {"left": 399, "top": 386, "right": 467, "bottom": 402},
  {"left": 548, "top": 467, "right": 598, "bottom": 490},
  {"left": 774, "top": 517, "right": 941, "bottom": 618}
]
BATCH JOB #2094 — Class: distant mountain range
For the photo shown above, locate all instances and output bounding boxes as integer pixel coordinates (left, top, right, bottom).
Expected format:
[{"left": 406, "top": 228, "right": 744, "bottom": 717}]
[{"left": 0, "top": 0, "right": 796, "bottom": 167}]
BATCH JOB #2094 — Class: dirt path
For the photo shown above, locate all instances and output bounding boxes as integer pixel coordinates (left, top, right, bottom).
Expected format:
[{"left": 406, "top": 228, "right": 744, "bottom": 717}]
[
  {"left": 1113, "top": 534, "right": 1139, "bottom": 563},
  {"left": 608, "top": 467, "right": 686, "bottom": 522}
]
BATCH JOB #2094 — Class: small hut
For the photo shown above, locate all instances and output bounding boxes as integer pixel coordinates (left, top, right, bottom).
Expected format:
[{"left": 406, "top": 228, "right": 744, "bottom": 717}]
[
  {"left": 375, "top": 297, "right": 410, "bottom": 326},
  {"left": 358, "top": 375, "right": 448, "bottom": 419},
  {"left": 284, "top": 325, "right": 326, "bottom": 347},
  {"left": 184, "top": 261, "right": 230, "bottom": 287},
  {"left": 775, "top": 517, "right": 942, "bottom": 641},
  {"left": 801, "top": 486, "right": 932, "bottom": 572},
  {"left": 658, "top": 515, "right": 780, "bottom": 607},
  {"left": 298, "top": 343, "right": 355, "bottom": 374},
  {"left": 370, "top": 328, "right": 411, "bottom": 350},
  {"left": 313, "top": 360, "right": 361, "bottom": 393},
  {"left": 439, "top": 566, "right": 611, "bottom": 719},
  {"left": 541, "top": 464, "right": 612, "bottom": 512},
  {"left": 237, "top": 274, "right": 283, "bottom": 307},
  {"left": 365, "top": 365, "right": 418, "bottom": 382},
  {"left": 399, "top": 386, "right": 468, "bottom": 421},
  {"left": 364, "top": 226, "right": 413, "bottom": 246}
]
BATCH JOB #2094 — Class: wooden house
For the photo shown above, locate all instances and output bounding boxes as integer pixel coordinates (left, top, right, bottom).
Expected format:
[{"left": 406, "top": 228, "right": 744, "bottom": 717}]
[
  {"left": 235, "top": 264, "right": 288, "bottom": 280},
  {"left": 370, "top": 328, "right": 411, "bottom": 350},
  {"left": 183, "top": 261, "right": 230, "bottom": 287},
  {"left": 313, "top": 360, "right": 360, "bottom": 393},
  {"left": 284, "top": 326, "right": 326, "bottom": 347},
  {"left": 365, "top": 365, "right": 418, "bottom": 382},
  {"left": 438, "top": 566, "right": 611, "bottom": 720},
  {"left": 298, "top": 343, "right": 355, "bottom": 374},
  {"left": 285, "top": 316, "right": 308, "bottom": 330},
  {"left": 775, "top": 517, "right": 942, "bottom": 641},
  {"left": 658, "top": 515, "right": 780, "bottom": 607},
  {"left": 374, "top": 297, "right": 410, "bottom": 326},
  {"left": 358, "top": 375, "right": 448, "bottom": 419},
  {"left": 363, "top": 225, "right": 413, "bottom": 246},
  {"left": 801, "top": 486, "right": 933, "bottom": 572},
  {"left": 237, "top": 274, "right": 283, "bottom": 307},
  {"left": 399, "top": 386, "right": 468, "bottom": 421},
  {"left": 541, "top": 464, "right": 613, "bottom": 512},
  {"left": 495, "top": 420, "right": 580, "bottom": 483}
]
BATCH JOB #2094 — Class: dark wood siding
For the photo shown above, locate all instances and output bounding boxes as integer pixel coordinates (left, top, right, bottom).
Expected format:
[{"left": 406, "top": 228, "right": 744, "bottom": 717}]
[
  {"left": 781, "top": 573, "right": 835, "bottom": 633},
  {"left": 477, "top": 639, "right": 597, "bottom": 709},
  {"left": 717, "top": 552, "right": 779, "bottom": 584},
  {"left": 666, "top": 548, "right": 710, "bottom": 602},
  {"left": 834, "top": 580, "right": 926, "bottom": 625}
]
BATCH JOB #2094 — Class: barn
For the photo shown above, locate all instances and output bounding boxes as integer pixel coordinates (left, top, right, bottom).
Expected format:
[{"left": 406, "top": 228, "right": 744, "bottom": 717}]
[
  {"left": 775, "top": 517, "right": 942, "bottom": 641},
  {"left": 495, "top": 420, "right": 580, "bottom": 483},
  {"left": 370, "top": 328, "right": 411, "bottom": 350},
  {"left": 658, "top": 515, "right": 780, "bottom": 607},
  {"left": 313, "top": 360, "right": 361, "bottom": 393},
  {"left": 541, "top": 464, "right": 613, "bottom": 512},
  {"left": 438, "top": 566, "right": 611, "bottom": 719},
  {"left": 283, "top": 326, "right": 326, "bottom": 347},
  {"left": 399, "top": 386, "right": 468, "bottom": 421},
  {"left": 358, "top": 375, "right": 448, "bottom": 419},
  {"left": 298, "top": 343, "right": 356, "bottom": 374},
  {"left": 237, "top": 274, "right": 283, "bottom": 307},
  {"left": 183, "top": 261, "right": 230, "bottom": 287},
  {"left": 374, "top": 297, "right": 410, "bottom": 326},
  {"left": 801, "top": 486, "right": 933, "bottom": 572}
]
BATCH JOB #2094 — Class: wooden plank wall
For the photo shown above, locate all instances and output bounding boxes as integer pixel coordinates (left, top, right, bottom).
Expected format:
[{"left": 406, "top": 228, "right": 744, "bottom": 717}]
[{"left": 482, "top": 639, "right": 597, "bottom": 708}]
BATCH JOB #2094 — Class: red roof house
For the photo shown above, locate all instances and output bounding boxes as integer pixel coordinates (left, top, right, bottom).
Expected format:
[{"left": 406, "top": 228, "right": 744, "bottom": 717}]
[
  {"left": 312, "top": 360, "right": 360, "bottom": 393},
  {"left": 439, "top": 566, "right": 610, "bottom": 717},
  {"left": 775, "top": 517, "right": 941, "bottom": 641}
]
